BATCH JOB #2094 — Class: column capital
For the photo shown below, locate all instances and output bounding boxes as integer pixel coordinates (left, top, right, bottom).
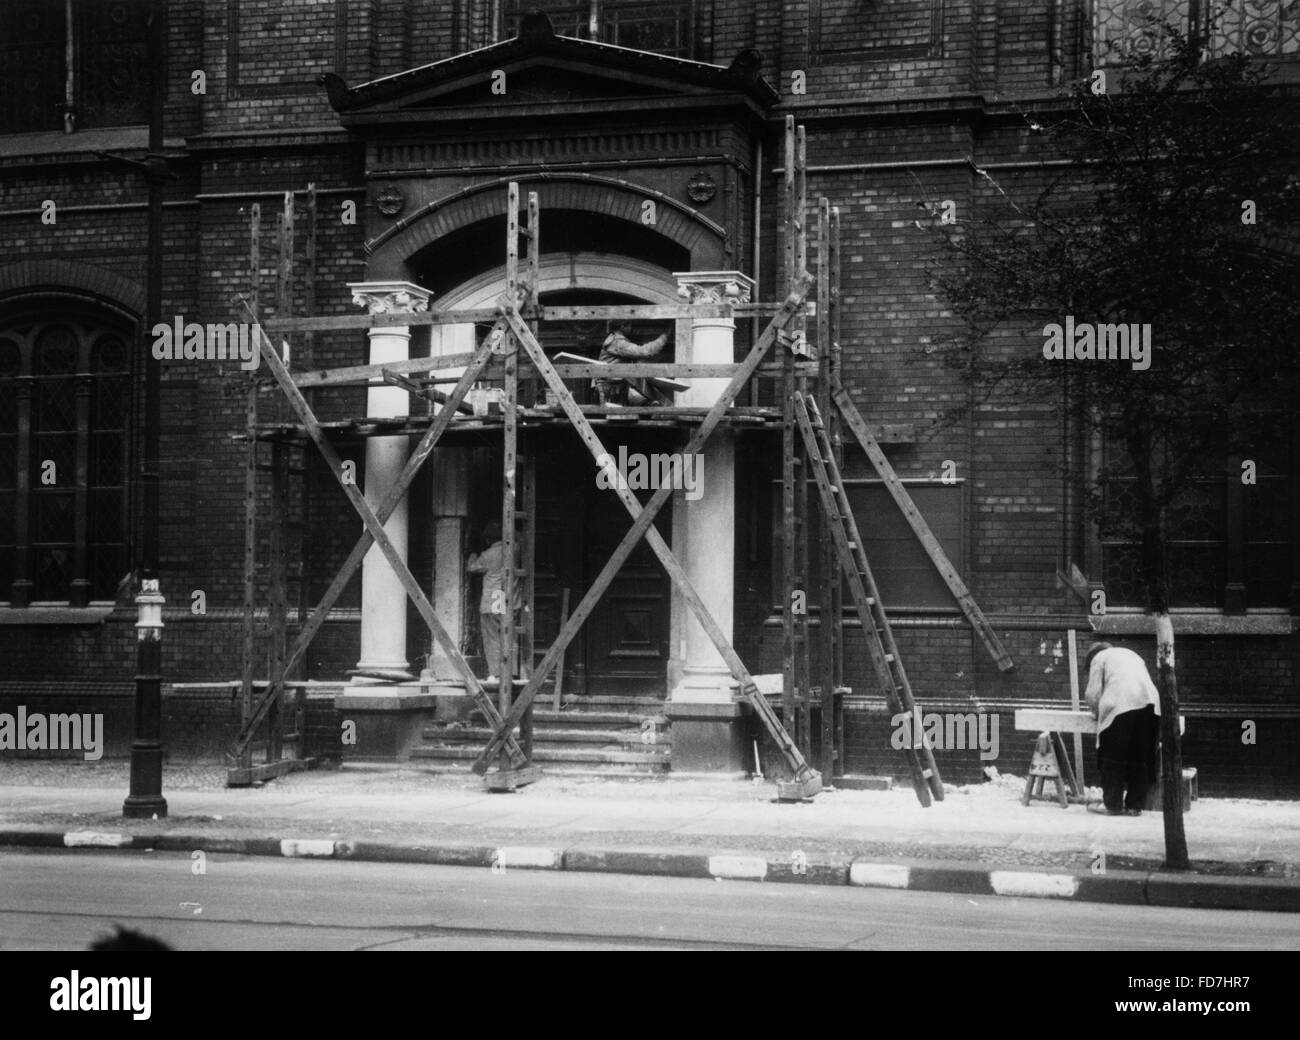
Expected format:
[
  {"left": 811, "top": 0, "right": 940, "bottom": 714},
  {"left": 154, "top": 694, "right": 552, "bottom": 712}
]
[
  {"left": 673, "top": 270, "right": 755, "bottom": 306},
  {"left": 348, "top": 280, "right": 432, "bottom": 315}
]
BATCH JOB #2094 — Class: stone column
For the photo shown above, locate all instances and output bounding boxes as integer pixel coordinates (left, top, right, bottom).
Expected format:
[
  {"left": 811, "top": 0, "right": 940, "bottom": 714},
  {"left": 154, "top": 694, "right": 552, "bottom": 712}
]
[
  {"left": 348, "top": 281, "right": 430, "bottom": 682},
  {"left": 424, "top": 319, "right": 475, "bottom": 719},
  {"left": 667, "top": 271, "right": 753, "bottom": 774}
]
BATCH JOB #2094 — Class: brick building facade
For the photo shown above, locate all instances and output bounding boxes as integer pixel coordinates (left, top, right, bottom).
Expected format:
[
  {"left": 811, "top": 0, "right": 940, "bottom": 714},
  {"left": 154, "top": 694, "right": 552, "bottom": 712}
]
[{"left": 1, "top": 1, "right": 1297, "bottom": 795}]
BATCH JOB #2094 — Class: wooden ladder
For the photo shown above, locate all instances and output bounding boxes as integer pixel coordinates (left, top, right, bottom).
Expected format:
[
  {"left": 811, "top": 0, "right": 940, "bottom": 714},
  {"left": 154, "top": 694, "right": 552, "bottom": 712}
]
[{"left": 793, "top": 392, "right": 944, "bottom": 805}]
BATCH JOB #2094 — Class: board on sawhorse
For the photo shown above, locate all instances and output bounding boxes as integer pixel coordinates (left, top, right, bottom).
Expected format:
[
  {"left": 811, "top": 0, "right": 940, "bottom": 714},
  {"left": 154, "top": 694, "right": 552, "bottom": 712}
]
[
  {"left": 793, "top": 391, "right": 943, "bottom": 806},
  {"left": 1021, "top": 731, "right": 1081, "bottom": 808}
]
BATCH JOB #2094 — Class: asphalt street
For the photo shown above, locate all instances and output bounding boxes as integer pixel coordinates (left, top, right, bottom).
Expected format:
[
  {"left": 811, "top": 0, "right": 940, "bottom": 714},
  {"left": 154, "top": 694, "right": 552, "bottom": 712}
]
[{"left": 1, "top": 849, "right": 1296, "bottom": 951}]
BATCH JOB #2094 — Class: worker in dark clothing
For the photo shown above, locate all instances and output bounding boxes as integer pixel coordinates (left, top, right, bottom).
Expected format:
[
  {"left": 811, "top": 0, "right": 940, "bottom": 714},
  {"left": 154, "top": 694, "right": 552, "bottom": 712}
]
[
  {"left": 1083, "top": 641, "right": 1161, "bottom": 816},
  {"left": 594, "top": 320, "right": 670, "bottom": 405}
]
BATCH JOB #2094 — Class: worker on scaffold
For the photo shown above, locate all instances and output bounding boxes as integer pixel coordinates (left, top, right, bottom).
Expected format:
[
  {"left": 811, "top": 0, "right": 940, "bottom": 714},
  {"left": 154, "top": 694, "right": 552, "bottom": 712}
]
[{"left": 593, "top": 320, "right": 672, "bottom": 406}]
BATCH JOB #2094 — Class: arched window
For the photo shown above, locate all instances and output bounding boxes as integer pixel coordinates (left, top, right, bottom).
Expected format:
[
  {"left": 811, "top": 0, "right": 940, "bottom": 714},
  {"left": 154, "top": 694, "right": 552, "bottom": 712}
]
[{"left": 0, "top": 308, "right": 134, "bottom": 607}]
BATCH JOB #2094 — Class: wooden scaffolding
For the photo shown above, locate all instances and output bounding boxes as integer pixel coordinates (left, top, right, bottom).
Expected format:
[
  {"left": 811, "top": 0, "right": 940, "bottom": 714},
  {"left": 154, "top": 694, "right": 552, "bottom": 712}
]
[{"left": 228, "top": 118, "right": 1014, "bottom": 801}]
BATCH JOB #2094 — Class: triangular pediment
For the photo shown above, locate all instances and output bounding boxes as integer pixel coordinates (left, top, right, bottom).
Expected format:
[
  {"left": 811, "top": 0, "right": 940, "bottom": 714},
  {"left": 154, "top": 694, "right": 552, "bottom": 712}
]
[{"left": 319, "top": 11, "right": 777, "bottom": 127}]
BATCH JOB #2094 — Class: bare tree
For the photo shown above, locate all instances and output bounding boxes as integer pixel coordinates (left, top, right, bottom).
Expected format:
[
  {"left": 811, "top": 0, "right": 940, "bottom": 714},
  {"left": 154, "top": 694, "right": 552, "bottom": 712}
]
[{"left": 921, "top": 22, "right": 1300, "bottom": 868}]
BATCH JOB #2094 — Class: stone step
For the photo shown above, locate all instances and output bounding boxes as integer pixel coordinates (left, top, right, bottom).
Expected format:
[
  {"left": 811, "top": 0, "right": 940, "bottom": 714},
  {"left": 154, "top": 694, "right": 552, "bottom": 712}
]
[
  {"left": 423, "top": 725, "right": 670, "bottom": 747},
  {"left": 531, "top": 710, "right": 666, "bottom": 727},
  {"left": 410, "top": 745, "right": 670, "bottom": 767},
  {"left": 415, "top": 758, "right": 669, "bottom": 778},
  {"left": 556, "top": 695, "right": 666, "bottom": 710}
]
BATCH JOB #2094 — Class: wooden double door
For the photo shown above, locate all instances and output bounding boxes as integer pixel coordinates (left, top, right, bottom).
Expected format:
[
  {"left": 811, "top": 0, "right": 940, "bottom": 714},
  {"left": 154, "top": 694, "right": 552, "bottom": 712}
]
[{"left": 530, "top": 429, "right": 672, "bottom": 698}]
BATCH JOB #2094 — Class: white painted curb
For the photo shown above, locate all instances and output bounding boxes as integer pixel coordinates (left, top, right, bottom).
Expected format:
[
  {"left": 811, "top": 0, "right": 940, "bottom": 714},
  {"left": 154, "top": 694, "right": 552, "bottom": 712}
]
[
  {"left": 989, "top": 870, "right": 1079, "bottom": 898},
  {"left": 708, "top": 855, "right": 768, "bottom": 880},
  {"left": 849, "top": 862, "right": 911, "bottom": 889},
  {"left": 280, "top": 838, "right": 336, "bottom": 858},
  {"left": 495, "top": 846, "right": 560, "bottom": 869},
  {"left": 63, "top": 831, "right": 132, "bottom": 848}
]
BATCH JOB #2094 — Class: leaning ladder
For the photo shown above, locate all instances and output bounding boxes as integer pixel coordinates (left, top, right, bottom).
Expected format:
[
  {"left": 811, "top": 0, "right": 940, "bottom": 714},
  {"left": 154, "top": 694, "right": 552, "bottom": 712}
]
[{"left": 793, "top": 392, "right": 945, "bottom": 806}]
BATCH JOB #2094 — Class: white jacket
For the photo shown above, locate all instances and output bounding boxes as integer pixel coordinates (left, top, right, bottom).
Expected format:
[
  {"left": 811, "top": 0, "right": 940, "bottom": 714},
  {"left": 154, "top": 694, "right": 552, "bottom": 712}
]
[{"left": 1084, "top": 646, "right": 1162, "bottom": 734}]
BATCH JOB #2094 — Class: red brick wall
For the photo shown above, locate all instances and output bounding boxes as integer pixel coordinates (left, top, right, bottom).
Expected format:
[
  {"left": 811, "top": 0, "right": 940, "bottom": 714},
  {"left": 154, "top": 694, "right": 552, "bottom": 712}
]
[{"left": 0, "top": 0, "right": 1294, "bottom": 798}]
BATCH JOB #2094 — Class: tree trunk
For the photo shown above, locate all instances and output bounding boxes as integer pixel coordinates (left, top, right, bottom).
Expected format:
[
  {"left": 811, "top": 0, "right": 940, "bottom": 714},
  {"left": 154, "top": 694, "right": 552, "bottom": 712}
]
[
  {"left": 1153, "top": 613, "right": 1189, "bottom": 869},
  {"left": 1129, "top": 428, "right": 1190, "bottom": 870}
]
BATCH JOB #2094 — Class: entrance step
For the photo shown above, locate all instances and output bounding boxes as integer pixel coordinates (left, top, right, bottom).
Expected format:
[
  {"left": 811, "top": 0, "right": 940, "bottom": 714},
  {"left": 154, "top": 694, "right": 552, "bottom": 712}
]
[
  {"left": 411, "top": 705, "right": 671, "bottom": 777},
  {"left": 421, "top": 725, "right": 670, "bottom": 748},
  {"left": 555, "top": 695, "right": 666, "bottom": 711}
]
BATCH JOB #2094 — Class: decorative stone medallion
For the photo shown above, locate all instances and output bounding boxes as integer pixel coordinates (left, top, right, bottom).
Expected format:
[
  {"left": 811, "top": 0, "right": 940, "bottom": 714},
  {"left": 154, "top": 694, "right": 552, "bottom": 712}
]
[
  {"left": 376, "top": 185, "right": 405, "bottom": 217},
  {"left": 687, "top": 171, "right": 717, "bottom": 205}
]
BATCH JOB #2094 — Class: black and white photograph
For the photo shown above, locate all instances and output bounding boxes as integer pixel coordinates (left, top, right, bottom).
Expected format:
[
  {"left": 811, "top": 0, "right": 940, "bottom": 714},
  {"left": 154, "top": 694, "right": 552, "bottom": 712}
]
[{"left": 0, "top": 0, "right": 1297, "bottom": 1004}]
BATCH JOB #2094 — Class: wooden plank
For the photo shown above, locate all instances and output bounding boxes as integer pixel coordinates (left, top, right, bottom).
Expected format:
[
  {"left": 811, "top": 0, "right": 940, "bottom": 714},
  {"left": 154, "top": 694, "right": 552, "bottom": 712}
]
[
  {"left": 292, "top": 350, "right": 482, "bottom": 389},
  {"left": 226, "top": 757, "right": 313, "bottom": 788},
  {"left": 832, "top": 380, "right": 1015, "bottom": 672},
  {"left": 295, "top": 357, "right": 820, "bottom": 389},
  {"left": 553, "top": 352, "right": 689, "bottom": 393},
  {"left": 1068, "top": 628, "right": 1085, "bottom": 787},
  {"left": 1014, "top": 708, "right": 1098, "bottom": 734},
  {"left": 475, "top": 298, "right": 821, "bottom": 790},
  {"left": 484, "top": 764, "right": 543, "bottom": 792},
  {"left": 520, "top": 451, "right": 536, "bottom": 760},
  {"left": 233, "top": 313, "right": 528, "bottom": 765},
  {"left": 263, "top": 303, "right": 786, "bottom": 333},
  {"left": 552, "top": 587, "right": 570, "bottom": 711},
  {"left": 472, "top": 284, "right": 813, "bottom": 773}
]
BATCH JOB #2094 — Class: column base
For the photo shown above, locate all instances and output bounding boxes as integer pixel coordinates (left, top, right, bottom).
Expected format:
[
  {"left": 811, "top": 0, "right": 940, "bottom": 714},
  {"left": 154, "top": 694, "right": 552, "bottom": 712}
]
[
  {"left": 419, "top": 670, "right": 476, "bottom": 723},
  {"left": 665, "top": 700, "right": 751, "bottom": 774},
  {"left": 348, "top": 666, "right": 417, "bottom": 684},
  {"left": 335, "top": 689, "right": 437, "bottom": 761}
]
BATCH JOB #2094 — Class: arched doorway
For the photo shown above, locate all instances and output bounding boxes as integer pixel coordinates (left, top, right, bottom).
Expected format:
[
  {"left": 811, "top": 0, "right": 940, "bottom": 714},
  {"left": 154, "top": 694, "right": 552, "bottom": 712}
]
[{"left": 428, "top": 254, "right": 682, "bottom": 698}]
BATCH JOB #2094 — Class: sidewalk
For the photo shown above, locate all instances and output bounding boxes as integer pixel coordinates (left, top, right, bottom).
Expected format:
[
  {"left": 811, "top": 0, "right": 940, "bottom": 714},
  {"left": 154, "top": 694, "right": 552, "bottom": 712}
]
[{"left": 3, "top": 761, "right": 1299, "bottom": 911}]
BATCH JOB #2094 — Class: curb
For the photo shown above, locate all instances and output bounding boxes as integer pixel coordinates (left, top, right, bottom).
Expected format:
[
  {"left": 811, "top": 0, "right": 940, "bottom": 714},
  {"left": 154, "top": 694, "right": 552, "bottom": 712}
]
[{"left": 1, "top": 827, "right": 1297, "bottom": 912}]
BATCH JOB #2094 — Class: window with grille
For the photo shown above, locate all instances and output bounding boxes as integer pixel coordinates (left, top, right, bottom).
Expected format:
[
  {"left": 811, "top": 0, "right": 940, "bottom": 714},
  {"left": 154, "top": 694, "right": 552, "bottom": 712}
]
[
  {"left": 0, "top": 0, "right": 150, "bottom": 135},
  {"left": 1098, "top": 429, "right": 1294, "bottom": 609},
  {"left": 1096, "top": 0, "right": 1300, "bottom": 63},
  {"left": 501, "top": 1, "right": 697, "bottom": 58},
  {"left": 0, "top": 311, "right": 132, "bottom": 606}
]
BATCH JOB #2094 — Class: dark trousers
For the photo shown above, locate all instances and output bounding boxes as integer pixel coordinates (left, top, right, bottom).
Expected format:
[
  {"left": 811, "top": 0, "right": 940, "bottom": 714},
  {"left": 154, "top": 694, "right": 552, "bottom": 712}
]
[{"left": 1097, "top": 705, "right": 1158, "bottom": 811}]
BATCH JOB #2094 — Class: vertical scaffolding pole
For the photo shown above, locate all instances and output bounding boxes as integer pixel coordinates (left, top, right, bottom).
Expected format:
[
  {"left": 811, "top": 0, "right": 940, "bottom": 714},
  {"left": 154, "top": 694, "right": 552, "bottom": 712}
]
[
  {"left": 829, "top": 205, "right": 846, "bottom": 761},
  {"left": 300, "top": 184, "right": 317, "bottom": 634},
  {"left": 781, "top": 117, "right": 801, "bottom": 755},
  {"left": 238, "top": 202, "right": 261, "bottom": 775},
  {"left": 816, "top": 196, "right": 839, "bottom": 781},
  {"left": 793, "top": 126, "right": 812, "bottom": 761},
  {"left": 520, "top": 190, "right": 540, "bottom": 760},
  {"left": 266, "top": 191, "right": 294, "bottom": 752},
  {"left": 268, "top": 440, "right": 288, "bottom": 763},
  {"left": 499, "top": 182, "right": 521, "bottom": 773}
]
